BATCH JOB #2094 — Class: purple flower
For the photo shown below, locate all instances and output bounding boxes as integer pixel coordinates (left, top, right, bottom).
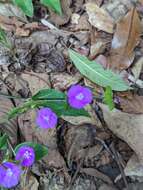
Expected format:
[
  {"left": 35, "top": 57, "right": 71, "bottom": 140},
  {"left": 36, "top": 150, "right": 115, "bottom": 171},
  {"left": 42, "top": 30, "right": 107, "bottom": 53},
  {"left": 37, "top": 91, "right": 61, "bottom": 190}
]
[
  {"left": 15, "top": 146, "right": 35, "bottom": 167},
  {"left": 67, "top": 85, "right": 93, "bottom": 109},
  {"left": 36, "top": 108, "right": 58, "bottom": 129},
  {"left": 0, "top": 162, "right": 21, "bottom": 188}
]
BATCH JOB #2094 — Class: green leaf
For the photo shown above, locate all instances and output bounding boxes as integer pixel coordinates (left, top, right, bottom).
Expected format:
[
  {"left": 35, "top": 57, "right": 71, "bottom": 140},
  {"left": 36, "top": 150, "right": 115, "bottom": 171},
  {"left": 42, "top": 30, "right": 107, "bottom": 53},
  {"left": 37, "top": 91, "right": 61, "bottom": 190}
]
[
  {"left": 0, "top": 28, "right": 11, "bottom": 48},
  {"left": 14, "top": 142, "right": 48, "bottom": 161},
  {"left": 0, "top": 133, "right": 7, "bottom": 150},
  {"left": 35, "top": 100, "right": 67, "bottom": 116},
  {"left": 32, "top": 89, "right": 67, "bottom": 116},
  {"left": 32, "top": 89, "right": 66, "bottom": 100},
  {"left": 13, "top": 0, "right": 33, "bottom": 17},
  {"left": 62, "top": 106, "right": 89, "bottom": 117},
  {"left": 40, "top": 0, "right": 62, "bottom": 15},
  {"left": 69, "top": 49, "right": 131, "bottom": 91},
  {"left": 103, "top": 86, "right": 115, "bottom": 110}
]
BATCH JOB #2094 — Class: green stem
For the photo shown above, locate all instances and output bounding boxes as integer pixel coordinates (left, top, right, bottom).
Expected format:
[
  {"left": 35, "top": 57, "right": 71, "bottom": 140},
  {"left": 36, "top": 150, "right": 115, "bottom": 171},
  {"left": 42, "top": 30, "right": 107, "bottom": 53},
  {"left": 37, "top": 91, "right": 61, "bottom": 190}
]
[{"left": 7, "top": 98, "right": 67, "bottom": 120}]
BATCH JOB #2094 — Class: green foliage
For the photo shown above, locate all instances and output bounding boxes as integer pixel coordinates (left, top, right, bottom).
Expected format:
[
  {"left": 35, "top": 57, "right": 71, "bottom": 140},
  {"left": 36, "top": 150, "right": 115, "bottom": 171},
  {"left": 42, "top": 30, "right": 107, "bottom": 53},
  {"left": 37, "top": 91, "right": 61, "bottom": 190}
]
[
  {"left": 0, "top": 133, "right": 7, "bottom": 150},
  {"left": 32, "top": 89, "right": 66, "bottom": 100},
  {"left": 62, "top": 106, "right": 89, "bottom": 117},
  {"left": 14, "top": 142, "right": 48, "bottom": 161},
  {"left": 12, "top": 0, "right": 62, "bottom": 17},
  {"left": 69, "top": 49, "right": 131, "bottom": 91},
  {"left": 103, "top": 86, "right": 115, "bottom": 110},
  {"left": 40, "top": 0, "right": 62, "bottom": 15},
  {"left": 12, "top": 0, "right": 33, "bottom": 17},
  {"left": 7, "top": 89, "right": 89, "bottom": 120},
  {"left": 0, "top": 28, "right": 11, "bottom": 48}
]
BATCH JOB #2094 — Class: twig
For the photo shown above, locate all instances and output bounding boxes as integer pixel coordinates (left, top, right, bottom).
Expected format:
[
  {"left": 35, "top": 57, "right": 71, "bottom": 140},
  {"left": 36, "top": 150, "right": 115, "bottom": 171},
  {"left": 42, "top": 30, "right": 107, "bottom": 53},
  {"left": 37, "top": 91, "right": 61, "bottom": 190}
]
[
  {"left": 67, "top": 146, "right": 90, "bottom": 190},
  {"left": 110, "top": 142, "right": 129, "bottom": 190}
]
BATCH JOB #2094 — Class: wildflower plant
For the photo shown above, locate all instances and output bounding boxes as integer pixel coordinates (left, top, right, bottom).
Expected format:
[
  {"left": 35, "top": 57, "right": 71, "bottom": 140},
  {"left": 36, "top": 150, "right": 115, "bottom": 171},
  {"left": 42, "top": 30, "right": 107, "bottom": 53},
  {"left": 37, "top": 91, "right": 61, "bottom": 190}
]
[{"left": 0, "top": 83, "right": 93, "bottom": 188}]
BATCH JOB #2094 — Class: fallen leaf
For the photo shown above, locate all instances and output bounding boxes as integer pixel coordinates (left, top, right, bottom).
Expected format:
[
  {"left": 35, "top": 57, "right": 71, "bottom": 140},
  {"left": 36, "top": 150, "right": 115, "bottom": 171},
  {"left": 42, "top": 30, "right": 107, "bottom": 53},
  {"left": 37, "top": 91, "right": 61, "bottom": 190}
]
[
  {"left": 71, "top": 14, "right": 91, "bottom": 31},
  {"left": 99, "top": 103, "right": 143, "bottom": 164},
  {"left": 61, "top": 115, "right": 95, "bottom": 125},
  {"left": 124, "top": 154, "right": 143, "bottom": 178},
  {"left": 21, "top": 72, "right": 50, "bottom": 95},
  {"left": 131, "top": 57, "right": 143, "bottom": 80},
  {"left": 118, "top": 93, "right": 143, "bottom": 114},
  {"left": 108, "top": 8, "right": 141, "bottom": 71},
  {"left": 80, "top": 168, "right": 113, "bottom": 184},
  {"left": 85, "top": 2, "right": 114, "bottom": 33},
  {"left": 0, "top": 3, "right": 27, "bottom": 21},
  {"left": 90, "top": 41, "right": 107, "bottom": 59},
  {"left": 0, "top": 85, "right": 18, "bottom": 146},
  {"left": 50, "top": 72, "right": 81, "bottom": 91}
]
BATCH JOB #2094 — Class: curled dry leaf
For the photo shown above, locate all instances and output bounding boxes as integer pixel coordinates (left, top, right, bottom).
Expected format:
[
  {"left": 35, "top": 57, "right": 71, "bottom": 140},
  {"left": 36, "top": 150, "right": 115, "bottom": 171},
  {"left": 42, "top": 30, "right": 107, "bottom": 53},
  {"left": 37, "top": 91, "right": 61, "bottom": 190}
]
[
  {"left": 108, "top": 7, "right": 141, "bottom": 71},
  {"left": 99, "top": 103, "right": 143, "bottom": 164},
  {"left": 85, "top": 2, "right": 114, "bottom": 33}
]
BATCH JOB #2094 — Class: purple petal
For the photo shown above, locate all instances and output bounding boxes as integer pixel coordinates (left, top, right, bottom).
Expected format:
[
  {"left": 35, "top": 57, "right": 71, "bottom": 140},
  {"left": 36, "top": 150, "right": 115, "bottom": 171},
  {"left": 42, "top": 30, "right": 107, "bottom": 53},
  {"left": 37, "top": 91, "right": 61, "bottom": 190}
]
[
  {"left": 15, "top": 146, "right": 35, "bottom": 167},
  {"left": 36, "top": 108, "right": 57, "bottom": 129},
  {"left": 67, "top": 85, "right": 93, "bottom": 109},
  {"left": 0, "top": 162, "right": 21, "bottom": 188}
]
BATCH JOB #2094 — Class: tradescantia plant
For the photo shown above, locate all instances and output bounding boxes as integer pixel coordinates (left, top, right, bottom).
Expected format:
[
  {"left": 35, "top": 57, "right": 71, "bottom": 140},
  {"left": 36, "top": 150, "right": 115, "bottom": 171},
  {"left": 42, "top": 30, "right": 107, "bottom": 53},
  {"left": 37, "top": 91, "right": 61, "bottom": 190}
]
[{"left": 0, "top": 85, "right": 93, "bottom": 188}]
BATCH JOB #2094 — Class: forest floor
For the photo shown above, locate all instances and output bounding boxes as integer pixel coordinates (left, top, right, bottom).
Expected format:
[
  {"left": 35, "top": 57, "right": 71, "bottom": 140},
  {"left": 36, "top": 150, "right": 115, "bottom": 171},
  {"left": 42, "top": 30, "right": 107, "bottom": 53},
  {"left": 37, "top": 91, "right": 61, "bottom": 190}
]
[{"left": 1, "top": 0, "right": 143, "bottom": 189}]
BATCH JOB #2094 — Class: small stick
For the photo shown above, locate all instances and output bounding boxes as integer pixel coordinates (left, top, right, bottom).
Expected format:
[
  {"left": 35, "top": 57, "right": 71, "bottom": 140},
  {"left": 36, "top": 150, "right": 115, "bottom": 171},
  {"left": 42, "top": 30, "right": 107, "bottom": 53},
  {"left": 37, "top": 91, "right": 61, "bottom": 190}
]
[{"left": 110, "top": 142, "right": 129, "bottom": 190}]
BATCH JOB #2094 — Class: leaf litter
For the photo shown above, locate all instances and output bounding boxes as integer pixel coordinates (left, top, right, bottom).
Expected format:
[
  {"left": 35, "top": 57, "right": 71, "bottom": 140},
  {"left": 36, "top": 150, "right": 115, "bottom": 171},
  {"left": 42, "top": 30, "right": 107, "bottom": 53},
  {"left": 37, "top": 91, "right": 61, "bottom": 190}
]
[{"left": 1, "top": 0, "right": 143, "bottom": 189}]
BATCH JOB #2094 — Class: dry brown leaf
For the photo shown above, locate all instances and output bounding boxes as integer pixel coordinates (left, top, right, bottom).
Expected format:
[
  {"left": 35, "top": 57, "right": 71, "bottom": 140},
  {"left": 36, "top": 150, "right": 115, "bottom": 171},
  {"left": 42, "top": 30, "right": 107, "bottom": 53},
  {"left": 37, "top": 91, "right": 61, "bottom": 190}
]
[
  {"left": 124, "top": 154, "right": 143, "bottom": 177},
  {"left": 118, "top": 93, "right": 143, "bottom": 114},
  {"left": 0, "top": 15, "right": 39, "bottom": 36},
  {"left": 0, "top": 85, "right": 18, "bottom": 146},
  {"left": 21, "top": 72, "right": 50, "bottom": 95},
  {"left": 99, "top": 103, "right": 143, "bottom": 164},
  {"left": 80, "top": 168, "right": 113, "bottom": 184},
  {"left": 50, "top": 72, "right": 81, "bottom": 91},
  {"left": 108, "top": 8, "right": 141, "bottom": 71},
  {"left": 71, "top": 14, "right": 91, "bottom": 31},
  {"left": 85, "top": 2, "right": 114, "bottom": 33},
  {"left": 131, "top": 57, "right": 143, "bottom": 80}
]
